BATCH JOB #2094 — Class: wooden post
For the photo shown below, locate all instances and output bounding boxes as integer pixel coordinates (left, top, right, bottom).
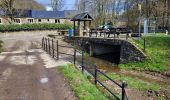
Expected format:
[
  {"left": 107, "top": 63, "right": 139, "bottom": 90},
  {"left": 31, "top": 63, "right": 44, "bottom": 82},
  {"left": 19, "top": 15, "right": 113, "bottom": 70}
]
[
  {"left": 83, "top": 21, "right": 86, "bottom": 36},
  {"left": 52, "top": 39, "right": 54, "bottom": 58},
  {"left": 89, "top": 21, "right": 91, "bottom": 28},
  {"left": 84, "top": 21, "right": 86, "bottom": 30},
  {"left": 78, "top": 21, "right": 80, "bottom": 36},
  {"left": 73, "top": 21, "right": 76, "bottom": 36}
]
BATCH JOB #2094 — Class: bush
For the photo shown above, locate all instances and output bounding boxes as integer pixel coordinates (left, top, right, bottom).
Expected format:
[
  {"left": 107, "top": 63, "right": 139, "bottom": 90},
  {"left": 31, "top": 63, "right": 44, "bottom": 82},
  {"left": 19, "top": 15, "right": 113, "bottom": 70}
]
[{"left": 0, "top": 23, "right": 72, "bottom": 32}]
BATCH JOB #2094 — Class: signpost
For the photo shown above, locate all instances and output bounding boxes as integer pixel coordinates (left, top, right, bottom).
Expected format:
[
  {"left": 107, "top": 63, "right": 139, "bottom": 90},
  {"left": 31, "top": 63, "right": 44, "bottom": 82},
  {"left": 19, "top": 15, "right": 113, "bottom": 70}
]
[
  {"left": 138, "top": 4, "right": 142, "bottom": 38},
  {"left": 144, "top": 19, "right": 148, "bottom": 35}
]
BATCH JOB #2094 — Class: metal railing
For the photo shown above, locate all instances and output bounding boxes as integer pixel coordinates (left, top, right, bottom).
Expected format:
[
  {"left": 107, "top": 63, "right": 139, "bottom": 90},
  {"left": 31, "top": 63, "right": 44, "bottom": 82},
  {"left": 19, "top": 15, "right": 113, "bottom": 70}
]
[
  {"left": 42, "top": 37, "right": 128, "bottom": 100},
  {"left": 42, "top": 37, "right": 76, "bottom": 64}
]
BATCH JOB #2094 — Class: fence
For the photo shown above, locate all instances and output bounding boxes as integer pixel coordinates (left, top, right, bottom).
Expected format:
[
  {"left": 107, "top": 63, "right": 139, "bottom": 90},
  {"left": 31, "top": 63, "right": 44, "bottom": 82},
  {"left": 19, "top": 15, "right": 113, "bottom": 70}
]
[
  {"left": 42, "top": 37, "right": 76, "bottom": 64},
  {"left": 42, "top": 37, "right": 128, "bottom": 100}
]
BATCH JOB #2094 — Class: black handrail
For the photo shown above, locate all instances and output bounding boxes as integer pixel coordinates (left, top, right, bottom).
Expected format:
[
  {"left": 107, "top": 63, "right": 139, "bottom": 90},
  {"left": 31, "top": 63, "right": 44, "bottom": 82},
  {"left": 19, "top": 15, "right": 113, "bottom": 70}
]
[
  {"left": 96, "top": 68, "right": 122, "bottom": 88},
  {"left": 42, "top": 37, "right": 128, "bottom": 100},
  {"left": 97, "top": 80, "right": 120, "bottom": 100}
]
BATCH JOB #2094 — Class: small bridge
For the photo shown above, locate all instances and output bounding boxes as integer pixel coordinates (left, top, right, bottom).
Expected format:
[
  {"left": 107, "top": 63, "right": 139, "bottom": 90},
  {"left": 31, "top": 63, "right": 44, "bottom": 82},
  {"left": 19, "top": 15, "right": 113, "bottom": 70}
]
[{"left": 65, "top": 36, "right": 146, "bottom": 64}]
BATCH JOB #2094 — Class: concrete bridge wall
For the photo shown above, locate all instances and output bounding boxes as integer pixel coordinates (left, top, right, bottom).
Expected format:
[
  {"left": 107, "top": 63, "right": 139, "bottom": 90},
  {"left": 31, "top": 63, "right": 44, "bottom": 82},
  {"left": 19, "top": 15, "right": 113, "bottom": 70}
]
[
  {"left": 86, "top": 43, "right": 120, "bottom": 56},
  {"left": 65, "top": 37, "right": 146, "bottom": 64}
]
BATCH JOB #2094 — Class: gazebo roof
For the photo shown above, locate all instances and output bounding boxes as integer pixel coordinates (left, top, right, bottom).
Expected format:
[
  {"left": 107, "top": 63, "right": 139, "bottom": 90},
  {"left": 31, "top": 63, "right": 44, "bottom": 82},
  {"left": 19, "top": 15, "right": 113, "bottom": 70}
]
[{"left": 71, "top": 12, "right": 93, "bottom": 21}]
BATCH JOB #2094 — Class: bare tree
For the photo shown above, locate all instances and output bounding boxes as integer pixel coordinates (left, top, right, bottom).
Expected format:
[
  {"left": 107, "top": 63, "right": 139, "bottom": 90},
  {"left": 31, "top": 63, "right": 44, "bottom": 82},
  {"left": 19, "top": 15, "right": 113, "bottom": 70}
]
[
  {"left": 0, "top": 0, "right": 16, "bottom": 23},
  {"left": 51, "top": 0, "right": 64, "bottom": 11},
  {"left": 0, "top": 0, "right": 45, "bottom": 24}
]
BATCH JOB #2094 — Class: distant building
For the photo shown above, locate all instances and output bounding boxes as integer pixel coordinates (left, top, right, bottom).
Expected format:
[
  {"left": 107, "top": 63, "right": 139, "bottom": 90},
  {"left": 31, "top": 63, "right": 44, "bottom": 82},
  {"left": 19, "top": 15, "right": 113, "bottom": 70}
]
[{"left": 0, "top": 9, "right": 77, "bottom": 24}]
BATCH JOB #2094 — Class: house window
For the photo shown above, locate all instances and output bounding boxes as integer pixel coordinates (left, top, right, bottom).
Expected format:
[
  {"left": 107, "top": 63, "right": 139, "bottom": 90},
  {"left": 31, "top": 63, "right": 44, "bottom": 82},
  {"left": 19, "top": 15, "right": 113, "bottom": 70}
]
[
  {"left": 14, "top": 19, "right": 21, "bottom": 23},
  {"left": 55, "top": 19, "right": 60, "bottom": 24},
  {"left": 0, "top": 19, "right": 2, "bottom": 23},
  {"left": 38, "top": 19, "right": 41, "bottom": 22},
  {"left": 28, "top": 19, "right": 34, "bottom": 23},
  {"left": 55, "top": 19, "right": 58, "bottom": 23},
  {"left": 58, "top": 19, "right": 60, "bottom": 24},
  {"left": 47, "top": 19, "right": 49, "bottom": 22}
]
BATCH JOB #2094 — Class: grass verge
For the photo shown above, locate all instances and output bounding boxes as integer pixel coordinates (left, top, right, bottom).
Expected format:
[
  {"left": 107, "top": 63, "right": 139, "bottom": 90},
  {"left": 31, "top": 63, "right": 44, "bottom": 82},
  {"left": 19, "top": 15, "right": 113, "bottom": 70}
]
[
  {"left": 120, "top": 35, "right": 170, "bottom": 73},
  {"left": 59, "top": 64, "right": 108, "bottom": 100},
  {"left": 100, "top": 73, "right": 161, "bottom": 91}
]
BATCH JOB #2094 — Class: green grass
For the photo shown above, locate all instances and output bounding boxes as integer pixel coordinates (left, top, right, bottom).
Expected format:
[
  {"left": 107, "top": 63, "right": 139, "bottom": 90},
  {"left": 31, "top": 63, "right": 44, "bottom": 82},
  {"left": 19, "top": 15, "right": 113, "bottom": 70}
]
[
  {"left": 100, "top": 73, "right": 161, "bottom": 91},
  {"left": 59, "top": 64, "right": 108, "bottom": 100},
  {"left": 120, "top": 35, "right": 170, "bottom": 73},
  {"left": 0, "top": 40, "right": 3, "bottom": 52}
]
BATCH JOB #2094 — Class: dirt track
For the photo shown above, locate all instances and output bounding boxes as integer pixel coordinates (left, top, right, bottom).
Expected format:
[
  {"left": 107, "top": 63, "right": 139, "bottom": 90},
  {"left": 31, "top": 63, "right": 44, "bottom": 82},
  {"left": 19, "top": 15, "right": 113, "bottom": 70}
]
[{"left": 0, "top": 32, "right": 76, "bottom": 100}]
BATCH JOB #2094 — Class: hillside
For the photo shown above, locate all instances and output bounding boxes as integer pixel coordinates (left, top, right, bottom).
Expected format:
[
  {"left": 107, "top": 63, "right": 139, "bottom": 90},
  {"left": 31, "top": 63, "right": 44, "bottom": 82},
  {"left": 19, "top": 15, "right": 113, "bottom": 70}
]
[{"left": 14, "top": 0, "right": 45, "bottom": 10}]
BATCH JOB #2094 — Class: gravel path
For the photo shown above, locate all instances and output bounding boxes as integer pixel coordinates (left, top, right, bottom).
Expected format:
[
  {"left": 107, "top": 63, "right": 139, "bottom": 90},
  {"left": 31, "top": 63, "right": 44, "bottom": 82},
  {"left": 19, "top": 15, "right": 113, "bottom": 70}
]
[{"left": 0, "top": 32, "right": 77, "bottom": 100}]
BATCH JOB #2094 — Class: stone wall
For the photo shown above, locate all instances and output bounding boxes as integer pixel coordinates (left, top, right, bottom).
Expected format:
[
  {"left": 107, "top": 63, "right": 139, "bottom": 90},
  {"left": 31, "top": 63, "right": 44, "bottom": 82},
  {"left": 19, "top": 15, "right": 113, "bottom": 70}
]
[{"left": 120, "top": 40, "right": 146, "bottom": 63}]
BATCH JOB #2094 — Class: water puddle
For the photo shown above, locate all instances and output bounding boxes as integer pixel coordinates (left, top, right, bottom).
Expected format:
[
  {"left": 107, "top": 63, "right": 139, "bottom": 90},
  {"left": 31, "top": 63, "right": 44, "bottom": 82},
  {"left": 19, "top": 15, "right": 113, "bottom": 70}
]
[{"left": 40, "top": 77, "right": 48, "bottom": 84}]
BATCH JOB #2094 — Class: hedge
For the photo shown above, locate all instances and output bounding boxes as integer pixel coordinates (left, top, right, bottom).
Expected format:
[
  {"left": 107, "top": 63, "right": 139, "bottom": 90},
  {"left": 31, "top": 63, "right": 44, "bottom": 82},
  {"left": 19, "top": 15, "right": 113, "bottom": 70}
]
[{"left": 0, "top": 23, "right": 72, "bottom": 32}]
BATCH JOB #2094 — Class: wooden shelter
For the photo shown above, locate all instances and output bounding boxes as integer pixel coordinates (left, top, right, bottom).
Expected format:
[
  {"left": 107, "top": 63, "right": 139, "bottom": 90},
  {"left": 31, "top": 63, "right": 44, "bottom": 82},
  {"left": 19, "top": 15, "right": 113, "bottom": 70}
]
[{"left": 71, "top": 12, "right": 93, "bottom": 36}]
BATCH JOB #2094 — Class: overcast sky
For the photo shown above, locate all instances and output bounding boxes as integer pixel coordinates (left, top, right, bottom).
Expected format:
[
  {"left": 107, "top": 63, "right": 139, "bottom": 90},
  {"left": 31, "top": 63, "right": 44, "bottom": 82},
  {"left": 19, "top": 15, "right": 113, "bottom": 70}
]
[{"left": 36, "top": 0, "right": 76, "bottom": 11}]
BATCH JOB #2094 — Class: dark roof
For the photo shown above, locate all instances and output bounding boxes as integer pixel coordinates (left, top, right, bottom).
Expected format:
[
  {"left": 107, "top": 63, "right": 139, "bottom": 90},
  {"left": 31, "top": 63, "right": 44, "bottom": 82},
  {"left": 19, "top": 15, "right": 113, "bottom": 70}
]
[
  {"left": 71, "top": 12, "right": 93, "bottom": 21},
  {"left": 0, "top": 9, "right": 77, "bottom": 19},
  {"left": 31, "top": 10, "right": 65, "bottom": 19},
  {"left": 13, "top": 9, "right": 32, "bottom": 17}
]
